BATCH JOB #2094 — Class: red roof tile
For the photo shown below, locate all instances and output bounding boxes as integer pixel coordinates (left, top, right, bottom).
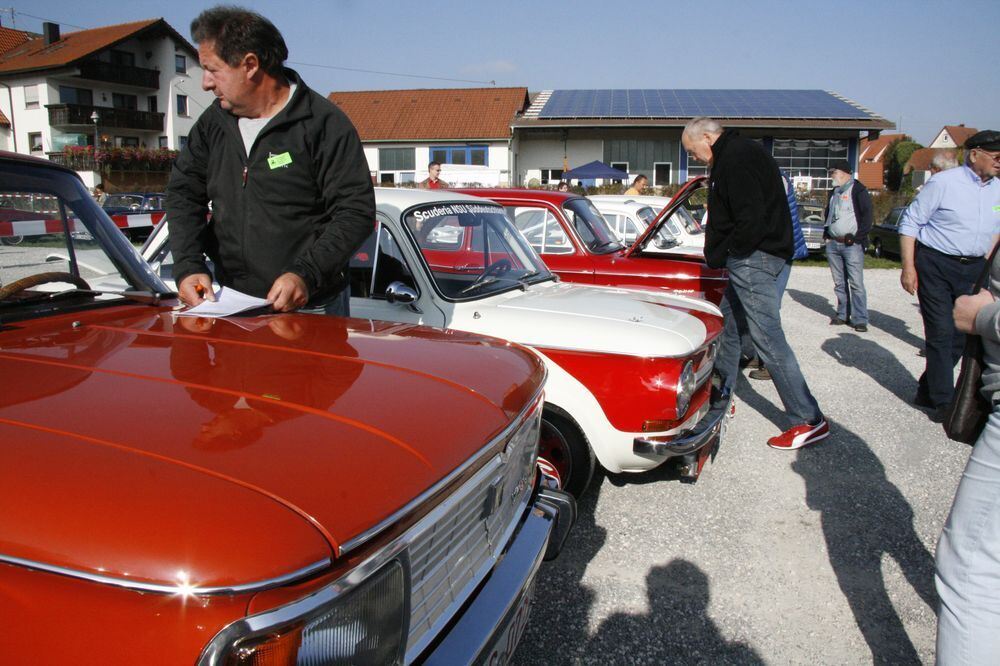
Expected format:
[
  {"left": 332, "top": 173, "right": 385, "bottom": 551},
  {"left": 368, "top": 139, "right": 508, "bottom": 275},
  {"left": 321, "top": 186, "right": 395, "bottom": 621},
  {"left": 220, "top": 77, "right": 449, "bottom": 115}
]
[
  {"left": 0, "top": 18, "right": 193, "bottom": 75},
  {"left": 328, "top": 88, "right": 530, "bottom": 141},
  {"left": 942, "top": 125, "right": 978, "bottom": 147},
  {"left": 0, "top": 26, "right": 33, "bottom": 55},
  {"left": 859, "top": 133, "right": 907, "bottom": 162}
]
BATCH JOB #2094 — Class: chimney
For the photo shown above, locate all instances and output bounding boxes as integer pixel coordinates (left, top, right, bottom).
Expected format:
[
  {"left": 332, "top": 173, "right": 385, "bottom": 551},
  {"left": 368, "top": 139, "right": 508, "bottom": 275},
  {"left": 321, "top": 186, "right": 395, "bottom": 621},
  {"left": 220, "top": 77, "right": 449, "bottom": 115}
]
[{"left": 43, "top": 22, "right": 60, "bottom": 45}]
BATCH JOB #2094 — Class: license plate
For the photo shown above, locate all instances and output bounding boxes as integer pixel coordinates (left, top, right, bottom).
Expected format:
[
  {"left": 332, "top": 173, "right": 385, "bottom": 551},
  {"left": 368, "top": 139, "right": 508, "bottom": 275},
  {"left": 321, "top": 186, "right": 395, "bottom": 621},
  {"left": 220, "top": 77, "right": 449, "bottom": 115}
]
[{"left": 482, "top": 578, "right": 536, "bottom": 665}]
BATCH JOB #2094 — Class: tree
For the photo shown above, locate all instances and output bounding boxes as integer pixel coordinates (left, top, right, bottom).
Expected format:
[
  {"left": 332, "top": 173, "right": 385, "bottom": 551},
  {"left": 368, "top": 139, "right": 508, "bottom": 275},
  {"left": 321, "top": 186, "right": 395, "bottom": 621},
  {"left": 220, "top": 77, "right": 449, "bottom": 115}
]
[{"left": 885, "top": 140, "right": 923, "bottom": 192}]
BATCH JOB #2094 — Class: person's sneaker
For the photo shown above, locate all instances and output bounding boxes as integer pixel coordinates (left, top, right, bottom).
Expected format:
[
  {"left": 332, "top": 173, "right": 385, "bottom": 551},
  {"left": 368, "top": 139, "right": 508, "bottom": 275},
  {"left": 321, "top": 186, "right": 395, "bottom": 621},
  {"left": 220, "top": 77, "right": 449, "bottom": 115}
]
[
  {"left": 767, "top": 420, "right": 830, "bottom": 450},
  {"left": 728, "top": 399, "right": 737, "bottom": 419},
  {"left": 853, "top": 324, "right": 868, "bottom": 332},
  {"left": 830, "top": 317, "right": 847, "bottom": 326},
  {"left": 748, "top": 367, "right": 773, "bottom": 381}
]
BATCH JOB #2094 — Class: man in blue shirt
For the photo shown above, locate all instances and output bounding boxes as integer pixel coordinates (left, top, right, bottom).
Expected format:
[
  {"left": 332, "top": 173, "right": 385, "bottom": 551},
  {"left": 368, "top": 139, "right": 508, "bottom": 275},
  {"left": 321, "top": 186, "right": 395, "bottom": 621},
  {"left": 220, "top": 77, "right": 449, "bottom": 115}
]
[{"left": 898, "top": 130, "right": 1000, "bottom": 421}]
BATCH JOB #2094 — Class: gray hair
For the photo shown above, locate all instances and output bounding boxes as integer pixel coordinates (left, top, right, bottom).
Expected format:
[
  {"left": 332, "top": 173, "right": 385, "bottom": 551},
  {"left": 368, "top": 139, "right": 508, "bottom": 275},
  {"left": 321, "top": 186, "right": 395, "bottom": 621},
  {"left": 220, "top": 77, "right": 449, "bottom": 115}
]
[
  {"left": 683, "top": 117, "right": 724, "bottom": 140},
  {"left": 931, "top": 149, "right": 959, "bottom": 172}
]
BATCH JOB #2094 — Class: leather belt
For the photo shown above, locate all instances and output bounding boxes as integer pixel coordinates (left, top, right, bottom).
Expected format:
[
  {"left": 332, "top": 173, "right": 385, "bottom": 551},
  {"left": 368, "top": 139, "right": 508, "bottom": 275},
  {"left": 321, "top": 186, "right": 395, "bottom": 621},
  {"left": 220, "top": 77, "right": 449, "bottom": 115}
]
[{"left": 917, "top": 242, "right": 984, "bottom": 265}]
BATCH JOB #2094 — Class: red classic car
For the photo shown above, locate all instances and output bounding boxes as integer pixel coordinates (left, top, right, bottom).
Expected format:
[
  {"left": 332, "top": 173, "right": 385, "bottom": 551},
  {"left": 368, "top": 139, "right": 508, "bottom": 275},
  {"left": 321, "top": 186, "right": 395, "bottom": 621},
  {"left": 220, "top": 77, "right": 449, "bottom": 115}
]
[
  {"left": 454, "top": 184, "right": 727, "bottom": 305},
  {"left": 0, "top": 152, "right": 574, "bottom": 664}
]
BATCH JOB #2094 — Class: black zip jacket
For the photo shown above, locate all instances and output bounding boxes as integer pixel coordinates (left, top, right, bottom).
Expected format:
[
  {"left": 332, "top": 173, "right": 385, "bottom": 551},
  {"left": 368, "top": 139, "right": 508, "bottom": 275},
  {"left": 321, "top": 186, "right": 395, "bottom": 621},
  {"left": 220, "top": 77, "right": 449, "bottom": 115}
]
[
  {"left": 823, "top": 179, "right": 874, "bottom": 248},
  {"left": 704, "top": 129, "right": 794, "bottom": 268},
  {"left": 166, "top": 69, "right": 375, "bottom": 302}
]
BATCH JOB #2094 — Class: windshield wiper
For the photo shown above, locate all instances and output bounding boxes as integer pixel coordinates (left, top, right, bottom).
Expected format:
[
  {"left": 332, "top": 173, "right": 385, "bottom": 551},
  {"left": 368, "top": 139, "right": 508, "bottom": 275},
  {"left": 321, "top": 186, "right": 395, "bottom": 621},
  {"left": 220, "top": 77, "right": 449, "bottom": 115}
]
[{"left": 0, "top": 288, "right": 171, "bottom": 309}]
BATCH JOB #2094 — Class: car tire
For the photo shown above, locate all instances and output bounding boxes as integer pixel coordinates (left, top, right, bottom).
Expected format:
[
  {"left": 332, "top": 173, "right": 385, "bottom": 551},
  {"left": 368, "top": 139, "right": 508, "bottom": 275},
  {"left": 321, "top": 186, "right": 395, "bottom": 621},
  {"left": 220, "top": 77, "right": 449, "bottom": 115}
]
[
  {"left": 872, "top": 239, "right": 882, "bottom": 259},
  {"left": 539, "top": 410, "right": 594, "bottom": 497}
]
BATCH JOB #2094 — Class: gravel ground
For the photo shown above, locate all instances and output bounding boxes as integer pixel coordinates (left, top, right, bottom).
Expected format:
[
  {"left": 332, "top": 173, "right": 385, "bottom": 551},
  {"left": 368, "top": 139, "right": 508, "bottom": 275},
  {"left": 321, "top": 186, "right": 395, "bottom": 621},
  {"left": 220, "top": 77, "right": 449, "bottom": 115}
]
[{"left": 513, "top": 266, "right": 969, "bottom": 665}]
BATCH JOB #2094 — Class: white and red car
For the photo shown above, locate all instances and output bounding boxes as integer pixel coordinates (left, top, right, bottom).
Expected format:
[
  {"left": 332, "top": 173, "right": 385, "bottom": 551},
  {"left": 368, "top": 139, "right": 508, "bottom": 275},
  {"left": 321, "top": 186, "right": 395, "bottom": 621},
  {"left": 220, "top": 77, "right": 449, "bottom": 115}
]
[{"left": 141, "top": 188, "right": 730, "bottom": 495}]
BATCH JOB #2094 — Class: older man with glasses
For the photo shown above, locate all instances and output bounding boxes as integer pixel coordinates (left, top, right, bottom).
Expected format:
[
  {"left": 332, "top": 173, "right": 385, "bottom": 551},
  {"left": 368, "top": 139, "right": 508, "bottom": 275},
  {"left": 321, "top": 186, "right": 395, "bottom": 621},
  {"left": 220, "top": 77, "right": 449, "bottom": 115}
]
[{"left": 899, "top": 130, "right": 1000, "bottom": 423}]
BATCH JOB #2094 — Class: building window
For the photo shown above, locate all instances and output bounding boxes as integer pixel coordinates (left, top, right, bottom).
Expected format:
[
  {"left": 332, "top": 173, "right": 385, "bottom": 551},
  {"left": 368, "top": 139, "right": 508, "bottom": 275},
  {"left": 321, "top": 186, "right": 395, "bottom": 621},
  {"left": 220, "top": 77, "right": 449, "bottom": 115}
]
[
  {"left": 771, "top": 138, "right": 848, "bottom": 192},
  {"left": 653, "top": 162, "right": 672, "bottom": 187},
  {"left": 378, "top": 147, "right": 415, "bottom": 171},
  {"left": 23, "top": 84, "right": 39, "bottom": 109},
  {"left": 148, "top": 95, "right": 158, "bottom": 113},
  {"left": 110, "top": 50, "right": 135, "bottom": 67},
  {"left": 112, "top": 93, "right": 138, "bottom": 110},
  {"left": 429, "top": 145, "right": 489, "bottom": 166},
  {"left": 610, "top": 162, "right": 628, "bottom": 185},
  {"left": 380, "top": 172, "right": 395, "bottom": 185},
  {"left": 539, "top": 168, "right": 563, "bottom": 185},
  {"left": 176, "top": 94, "right": 188, "bottom": 116},
  {"left": 59, "top": 86, "right": 93, "bottom": 106},
  {"left": 158, "top": 136, "right": 168, "bottom": 148},
  {"left": 117, "top": 136, "right": 140, "bottom": 148},
  {"left": 28, "top": 132, "right": 43, "bottom": 153},
  {"left": 178, "top": 136, "right": 188, "bottom": 149},
  {"left": 175, "top": 54, "right": 187, "bottom": 74},
  {"left": 686, "top": 153, "right": 709, "bottom": 179}
]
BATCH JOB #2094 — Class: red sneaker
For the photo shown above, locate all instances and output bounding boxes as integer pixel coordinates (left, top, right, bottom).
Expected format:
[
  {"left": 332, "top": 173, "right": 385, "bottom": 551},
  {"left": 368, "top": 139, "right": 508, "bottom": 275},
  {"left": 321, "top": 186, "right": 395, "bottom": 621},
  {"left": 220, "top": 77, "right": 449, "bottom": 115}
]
[{"left": 767, "top": 420, "right": 829, "bottom": 450}]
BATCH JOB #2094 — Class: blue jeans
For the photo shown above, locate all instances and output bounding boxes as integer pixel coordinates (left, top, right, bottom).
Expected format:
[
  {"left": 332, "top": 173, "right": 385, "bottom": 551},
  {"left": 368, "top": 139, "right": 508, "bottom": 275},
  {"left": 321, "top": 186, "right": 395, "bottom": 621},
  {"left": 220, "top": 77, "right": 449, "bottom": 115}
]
[
  {"left": 740, "top": 259, "right": 792, "bottom": 360},
  {"left": 936, "top": 409, "right": 1000, "bottom": 664},
  {"left": 717, "top": 250, "right": 823, "bottom": 426},
  {"left": 826, "top": 240, "right": 868, "bottom": 325}
]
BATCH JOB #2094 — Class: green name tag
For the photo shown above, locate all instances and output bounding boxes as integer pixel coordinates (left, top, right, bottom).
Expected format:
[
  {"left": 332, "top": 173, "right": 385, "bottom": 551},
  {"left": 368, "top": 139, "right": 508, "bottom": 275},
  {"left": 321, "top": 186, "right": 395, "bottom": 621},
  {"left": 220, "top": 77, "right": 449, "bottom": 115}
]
[
  {"left": 994, "top": 205, "right": 1000, "bottom": 214},
  {"left": 267, "top": 152, "right": 292, "bottom": 169}
]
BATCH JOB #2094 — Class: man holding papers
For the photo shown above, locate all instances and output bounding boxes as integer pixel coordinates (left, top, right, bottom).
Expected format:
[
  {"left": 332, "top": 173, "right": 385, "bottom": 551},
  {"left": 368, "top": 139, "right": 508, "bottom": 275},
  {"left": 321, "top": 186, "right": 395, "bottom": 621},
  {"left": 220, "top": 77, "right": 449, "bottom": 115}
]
[{"left": 167, "top": 6, "right": 374, "bottom": 314}]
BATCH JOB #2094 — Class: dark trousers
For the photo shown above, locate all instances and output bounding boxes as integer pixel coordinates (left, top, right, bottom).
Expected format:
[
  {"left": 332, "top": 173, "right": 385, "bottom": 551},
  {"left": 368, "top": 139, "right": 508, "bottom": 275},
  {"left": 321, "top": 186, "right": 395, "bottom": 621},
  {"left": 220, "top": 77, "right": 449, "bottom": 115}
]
[{"left": 915, "top": 245, "right": 983, "bottom": 407}]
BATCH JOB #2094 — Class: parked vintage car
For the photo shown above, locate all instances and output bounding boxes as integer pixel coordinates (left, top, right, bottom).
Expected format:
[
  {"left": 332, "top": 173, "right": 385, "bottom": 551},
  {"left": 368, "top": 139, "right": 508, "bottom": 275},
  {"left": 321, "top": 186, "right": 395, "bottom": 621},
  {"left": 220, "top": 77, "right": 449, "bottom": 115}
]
[
  {"left": 589, "top": 193, "right": 706, "bottom": 248},
  {"left": 869, "top": 205, "right": 906, "bottom": 258},
  {"left": 142, "top": 189, "right": 730, "bottom": 496},
  {"left": 590, "top": 198, "right": 704, "bottom": 257},
  {"left": 0, "top": 152, "right": 574, "bottom": 664},
  {"left": 102, "top": 192, "right": 165, "bottom": 242},
  {"left": 455, "top": 185, "right": 728, "bottom": 305},
  {"left": 797, "top": 201, "right": 828, "bottom": 253}
]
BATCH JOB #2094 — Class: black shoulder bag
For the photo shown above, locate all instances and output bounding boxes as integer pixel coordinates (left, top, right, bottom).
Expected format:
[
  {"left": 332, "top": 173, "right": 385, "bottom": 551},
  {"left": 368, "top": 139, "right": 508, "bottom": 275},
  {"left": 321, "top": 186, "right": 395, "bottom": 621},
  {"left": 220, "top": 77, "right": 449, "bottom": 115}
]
[{"left": 944, "top": 244, "right": 1000, "bottom": 444}]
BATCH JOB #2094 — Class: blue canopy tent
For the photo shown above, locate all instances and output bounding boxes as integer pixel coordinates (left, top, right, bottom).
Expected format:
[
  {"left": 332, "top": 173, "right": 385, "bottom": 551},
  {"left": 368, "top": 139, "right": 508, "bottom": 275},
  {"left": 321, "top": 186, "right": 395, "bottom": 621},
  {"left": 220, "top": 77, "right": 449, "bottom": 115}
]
[{"left": 561, "top": 160, "right": 629, "bottom": 182}]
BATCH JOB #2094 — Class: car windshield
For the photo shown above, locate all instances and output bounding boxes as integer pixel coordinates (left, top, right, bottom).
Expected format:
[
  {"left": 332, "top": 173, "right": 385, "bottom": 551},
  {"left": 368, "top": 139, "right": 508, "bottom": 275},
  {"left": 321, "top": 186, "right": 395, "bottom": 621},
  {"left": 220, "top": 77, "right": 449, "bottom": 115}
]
[
  {"left": 104, "top": 194, "right": 144, "bottom": 209},
  {"left": 673, "top": 205, "right": 703, "bottom": 234},
  {"left": 404, "top": 201, "right": 552, "bottom": 300},
  {"left": 636, "top": 206, "right": 657, "bottom": 226},
  {"left": 0, "top": 162, "right": 167, "bottom": 322},
  {"left": 562, "top": 199, "right": 623, "bottom": 253}
]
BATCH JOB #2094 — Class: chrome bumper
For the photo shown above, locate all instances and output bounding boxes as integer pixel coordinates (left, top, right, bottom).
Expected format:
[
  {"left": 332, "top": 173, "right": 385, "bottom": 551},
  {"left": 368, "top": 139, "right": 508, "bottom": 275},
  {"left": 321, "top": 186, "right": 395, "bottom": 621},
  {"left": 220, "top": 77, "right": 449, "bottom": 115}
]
[
  {"left": 422, "top": 485, "right": 575, "bottom": 665},
  {"left": 633, "top": 387, "right": 731, "bottom": 458}
]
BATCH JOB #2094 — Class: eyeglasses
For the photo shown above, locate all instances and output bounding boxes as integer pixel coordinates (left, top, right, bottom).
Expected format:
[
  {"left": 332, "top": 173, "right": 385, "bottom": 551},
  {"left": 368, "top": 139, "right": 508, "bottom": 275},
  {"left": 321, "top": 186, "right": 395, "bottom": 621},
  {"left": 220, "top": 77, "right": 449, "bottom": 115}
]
[{"left": 973, "top": 148, "right": 1000, "bottom": 163}]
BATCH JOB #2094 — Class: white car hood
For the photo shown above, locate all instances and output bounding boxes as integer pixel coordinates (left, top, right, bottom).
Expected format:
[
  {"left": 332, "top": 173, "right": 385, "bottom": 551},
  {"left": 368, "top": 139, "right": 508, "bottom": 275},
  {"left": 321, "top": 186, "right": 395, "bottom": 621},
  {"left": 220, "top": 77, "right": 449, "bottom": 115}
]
[{"left": 451, "top": 281, "right": 719, "bottom": 357}]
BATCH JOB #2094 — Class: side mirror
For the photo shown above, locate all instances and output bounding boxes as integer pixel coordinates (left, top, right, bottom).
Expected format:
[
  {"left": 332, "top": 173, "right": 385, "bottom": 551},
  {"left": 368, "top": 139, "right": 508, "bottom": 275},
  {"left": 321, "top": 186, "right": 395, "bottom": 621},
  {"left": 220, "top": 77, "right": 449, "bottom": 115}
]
[{"left": 385, "top": 281, "right": 417, "bottom": 305}]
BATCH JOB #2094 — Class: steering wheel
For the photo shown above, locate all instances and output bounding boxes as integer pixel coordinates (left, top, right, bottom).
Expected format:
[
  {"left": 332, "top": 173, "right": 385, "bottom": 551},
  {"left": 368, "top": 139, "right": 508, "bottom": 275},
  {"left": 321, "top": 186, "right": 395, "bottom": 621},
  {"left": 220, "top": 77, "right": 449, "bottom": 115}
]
[
  {"left": 0, "top": 272, "right": 91, "bottom": 300},
  {"left": 461, "top": 258, "right": 513, "bottom": 294}
]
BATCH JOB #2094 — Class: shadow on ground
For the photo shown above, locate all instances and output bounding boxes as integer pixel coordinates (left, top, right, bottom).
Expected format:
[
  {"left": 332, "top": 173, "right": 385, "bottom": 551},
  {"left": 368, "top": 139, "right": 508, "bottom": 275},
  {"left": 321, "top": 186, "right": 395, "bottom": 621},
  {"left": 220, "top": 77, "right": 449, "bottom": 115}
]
[
  {"left": 737, "top": 380, "right": 938, "bottom": 664},
  {"left": 512, "top": 473, "right": 760, "bottom": 664},
  {"left": 822, "top": 331, "right": 919, "bottom": 406},
  {"left": 786, "top": 287, "right": 924, "bottom": 351}
]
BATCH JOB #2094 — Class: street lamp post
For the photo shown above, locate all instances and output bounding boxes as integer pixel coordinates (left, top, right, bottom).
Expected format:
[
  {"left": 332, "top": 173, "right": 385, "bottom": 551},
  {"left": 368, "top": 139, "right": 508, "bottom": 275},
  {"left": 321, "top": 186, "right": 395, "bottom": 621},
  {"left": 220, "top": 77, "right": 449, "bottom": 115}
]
[{"left": 89, "top": 110, "right": 99, "bottom": 169}]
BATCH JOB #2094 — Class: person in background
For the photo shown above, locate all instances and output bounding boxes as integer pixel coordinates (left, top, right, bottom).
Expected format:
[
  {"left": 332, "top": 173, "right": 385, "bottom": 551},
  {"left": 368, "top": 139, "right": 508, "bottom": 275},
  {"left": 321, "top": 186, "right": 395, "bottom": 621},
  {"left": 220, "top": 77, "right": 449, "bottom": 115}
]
[
  {"left": 682, "top": 116, "right": 826, "bottom": 450},
  {"left": 745, "top": 170, "right": 810, "bottom": 381},
  {"left": 898, "top": 130, "right": 1000, "bottom": 423},
  {"left": 557, "top": 181, "right": 570, "bottom": 192},
  {"left": 418, "top": 161, "right": 449, "bottom": 189},
  {"left": 167, "top": 6, "right": 374, "bottom": 315},
  {"left": 93, "top": 183, "right": 107, "bottom": 205},
  {"left": 824, "top": 160, "right": 873, "bottom": 333},
  {"left": 625, "top": 174, "right": 648, "bottom": 196},
  {"left": 936, "top": 249, "right": 1000, "bottom": 663}
]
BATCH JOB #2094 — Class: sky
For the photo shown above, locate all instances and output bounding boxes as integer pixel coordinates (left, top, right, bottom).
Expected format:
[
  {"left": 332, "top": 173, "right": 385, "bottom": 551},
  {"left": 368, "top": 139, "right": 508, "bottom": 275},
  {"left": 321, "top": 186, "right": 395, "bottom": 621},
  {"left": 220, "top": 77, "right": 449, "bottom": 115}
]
[{"left": 3, "top": 0, "right": 998, "bottom": 145}]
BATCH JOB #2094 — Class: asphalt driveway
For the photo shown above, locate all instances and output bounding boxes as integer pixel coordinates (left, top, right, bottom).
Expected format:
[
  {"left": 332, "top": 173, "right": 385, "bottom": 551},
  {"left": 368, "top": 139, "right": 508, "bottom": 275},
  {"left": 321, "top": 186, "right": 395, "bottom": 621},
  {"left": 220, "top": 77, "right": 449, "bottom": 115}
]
[{"left": 514, "top": 266, "right": 968, "bottom": 665}]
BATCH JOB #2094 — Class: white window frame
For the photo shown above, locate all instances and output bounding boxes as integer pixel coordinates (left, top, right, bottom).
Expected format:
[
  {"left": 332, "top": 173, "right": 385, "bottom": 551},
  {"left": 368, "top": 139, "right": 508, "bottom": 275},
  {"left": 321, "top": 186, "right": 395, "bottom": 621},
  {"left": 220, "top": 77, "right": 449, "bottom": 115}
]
[
  {"left": 653, "top": 162, "right": 673, "bottom": 187},
  {"left": 23, "top": 84, "right": 39, "bottom": 109}
]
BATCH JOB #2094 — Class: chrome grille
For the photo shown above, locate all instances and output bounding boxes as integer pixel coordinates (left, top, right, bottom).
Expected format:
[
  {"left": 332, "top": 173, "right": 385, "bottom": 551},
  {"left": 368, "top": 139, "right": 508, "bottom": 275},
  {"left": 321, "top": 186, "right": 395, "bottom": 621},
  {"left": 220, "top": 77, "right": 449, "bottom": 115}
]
[{"left": 404, "top": 408, "right": 540, "bottom": 661}]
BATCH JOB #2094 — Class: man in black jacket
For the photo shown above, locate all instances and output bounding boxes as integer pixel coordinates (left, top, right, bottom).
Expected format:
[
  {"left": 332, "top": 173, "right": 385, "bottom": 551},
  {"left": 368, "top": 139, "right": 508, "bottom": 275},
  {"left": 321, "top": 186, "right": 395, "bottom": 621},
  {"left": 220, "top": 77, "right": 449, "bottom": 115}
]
[
  {"left": 823, "top": 161, "right": 873, "bottom": 332},
  {"left": 167, "top": 6, "right": 374, "bottom": 314},
  {"left": 682, "top": 117, "right": 827, "bottom": 450}
]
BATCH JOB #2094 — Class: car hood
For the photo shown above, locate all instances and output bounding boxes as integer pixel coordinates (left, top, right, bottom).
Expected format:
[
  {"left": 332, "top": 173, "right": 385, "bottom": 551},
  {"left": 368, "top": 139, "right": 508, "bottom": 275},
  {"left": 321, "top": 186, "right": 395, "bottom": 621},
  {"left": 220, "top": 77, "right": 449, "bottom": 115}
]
[
  {"left": 0, "top": 307, "right": 542, "bottom": 590},
  {"left": 451, "top": 281, "right": 722, "bottom": 357}
]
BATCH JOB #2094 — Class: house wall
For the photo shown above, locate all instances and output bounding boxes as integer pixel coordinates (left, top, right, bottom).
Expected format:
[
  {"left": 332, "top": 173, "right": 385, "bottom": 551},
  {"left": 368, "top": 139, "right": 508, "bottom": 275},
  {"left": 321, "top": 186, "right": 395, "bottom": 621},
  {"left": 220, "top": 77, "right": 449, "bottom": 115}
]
[
  {"left": 362, "top": 140, "right": 510, "bottom": 186},
  {"left": 515, "top": 135, "right": 604, "bottom": 186}
]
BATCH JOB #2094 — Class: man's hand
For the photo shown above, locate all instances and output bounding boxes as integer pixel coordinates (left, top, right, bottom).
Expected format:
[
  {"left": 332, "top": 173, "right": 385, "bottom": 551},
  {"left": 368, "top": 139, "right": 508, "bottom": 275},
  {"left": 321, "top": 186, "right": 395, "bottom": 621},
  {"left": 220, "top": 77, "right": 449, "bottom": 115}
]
[
  {"left": 844, "top": 233, "right": 855, "bottom": 247},
  {"left": 954, "top": 289, "right": 995, "bottom": 334},
  {"left": 900, "top": 267, "right": 918, "bottom": 295},
  {"left": 178, "top": 273, "right": 215, "bottom": 306},
  {"left": 267, "top": 272, "right": 309, "bottom": 312}
]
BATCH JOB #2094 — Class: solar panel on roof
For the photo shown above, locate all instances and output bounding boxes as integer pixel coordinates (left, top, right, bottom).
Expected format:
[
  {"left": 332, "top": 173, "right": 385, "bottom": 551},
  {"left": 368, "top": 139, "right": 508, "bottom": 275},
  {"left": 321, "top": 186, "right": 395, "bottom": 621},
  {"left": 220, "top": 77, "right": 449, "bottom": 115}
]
[{"left": 536, "top": 89, "right": 873, "bottom": 120}]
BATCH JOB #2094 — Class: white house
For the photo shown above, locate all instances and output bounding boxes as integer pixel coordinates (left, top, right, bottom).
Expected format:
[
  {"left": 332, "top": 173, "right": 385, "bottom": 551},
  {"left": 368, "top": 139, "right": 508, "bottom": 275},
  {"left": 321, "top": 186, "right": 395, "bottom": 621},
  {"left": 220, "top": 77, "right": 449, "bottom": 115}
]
[
  {"left": 328, "top": 87, "right": 529, "bottom": 187},
  {"left": 0, "top": 18, "right": 213, "bottom": 180}
]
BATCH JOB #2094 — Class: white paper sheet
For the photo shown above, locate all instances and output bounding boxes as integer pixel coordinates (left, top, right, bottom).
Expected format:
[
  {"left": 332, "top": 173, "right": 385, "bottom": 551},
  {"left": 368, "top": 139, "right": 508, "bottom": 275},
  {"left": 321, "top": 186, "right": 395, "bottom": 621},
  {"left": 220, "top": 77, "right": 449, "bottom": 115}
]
[{"left": 175, "top": 287, "right": 271, "bottom": 318}]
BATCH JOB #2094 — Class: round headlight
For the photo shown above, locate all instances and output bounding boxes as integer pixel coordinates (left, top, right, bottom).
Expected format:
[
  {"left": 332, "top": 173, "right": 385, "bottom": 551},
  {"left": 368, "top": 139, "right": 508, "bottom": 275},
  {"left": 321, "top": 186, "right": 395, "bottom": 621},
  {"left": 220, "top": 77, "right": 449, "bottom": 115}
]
[{"left": 675, "top": 361, "right": 696, "bottom": 420}]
